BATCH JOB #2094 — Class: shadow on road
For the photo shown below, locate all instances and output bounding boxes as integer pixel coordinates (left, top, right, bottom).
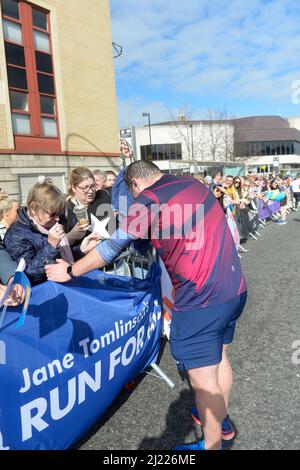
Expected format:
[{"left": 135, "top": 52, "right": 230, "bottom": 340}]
[
  {"left": 75, "top": 338, "right": 171, "bottom": 449},
  {"left": 138, "top": 385, "right": 237, "bottom": 450},
  {"left": 138, "top": 388, "right": 198, "bottom": 450}
]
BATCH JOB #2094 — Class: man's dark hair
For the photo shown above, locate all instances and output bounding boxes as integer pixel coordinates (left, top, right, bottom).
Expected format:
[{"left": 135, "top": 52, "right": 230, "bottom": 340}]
[
  {"left": 226, "top": 174, "right": 234, "bottom": 179},
  {"left": 125, "top": 161, "right": 161, "bottom": 188}
]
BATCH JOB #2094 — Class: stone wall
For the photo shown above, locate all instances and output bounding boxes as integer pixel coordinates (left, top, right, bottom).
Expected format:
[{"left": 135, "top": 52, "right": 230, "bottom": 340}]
[{"left": 0, "top": 153, "right": 120, "bottom": 198}]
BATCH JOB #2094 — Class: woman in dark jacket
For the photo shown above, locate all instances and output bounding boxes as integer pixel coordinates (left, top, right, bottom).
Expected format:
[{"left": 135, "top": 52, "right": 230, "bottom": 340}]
[
  {"left": 4, "top": 181, "right": 99, "bottom": 285},
  {"left": 4, "top": 181, "right": 67, "bottom": 284}
]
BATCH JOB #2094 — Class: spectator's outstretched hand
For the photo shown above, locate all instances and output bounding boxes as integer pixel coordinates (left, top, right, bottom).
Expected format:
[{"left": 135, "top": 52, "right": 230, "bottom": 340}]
[
  {"left": 66, "top": 222, "right": 91, "bottom": 244},
  {"left": 0, "top": 282, "right": 25, "bottom": 306},
  {"left": 80, "top": 233, "right": 101, "bottom": 254}
]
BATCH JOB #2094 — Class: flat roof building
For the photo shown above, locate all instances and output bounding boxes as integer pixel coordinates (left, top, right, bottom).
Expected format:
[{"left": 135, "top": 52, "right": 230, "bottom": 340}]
[
  {"left": 130, "top": 115, "right": 300, "bottom": 176},
  {"left": 233, "top": 116, "right": 300, "bottom": 174}
]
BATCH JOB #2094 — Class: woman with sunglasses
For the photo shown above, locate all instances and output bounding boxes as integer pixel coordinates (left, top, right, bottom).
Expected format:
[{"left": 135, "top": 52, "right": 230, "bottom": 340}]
[
  {"left": 212, "top": 184, "right": 227, "bottom": 212},
  {"left": 233, "top": 177, "right": 243, "bottom": 198},
  {"left": 240, "top": 178, "right": 254, "bottom": 204},
  {"left": 226, "top": 176, "right": 245, "bottom": 215},
  {"left": 3, "top": 180, "right": 99, "bottom": 284},
  {"left": 3, "top": 181, "right": 69, "bottom": 284}
]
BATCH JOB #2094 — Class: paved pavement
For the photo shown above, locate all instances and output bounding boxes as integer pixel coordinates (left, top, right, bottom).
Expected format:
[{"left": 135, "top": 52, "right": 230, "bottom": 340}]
[{"left": 78, "top": 214, "right": 300, "bottom": 451}]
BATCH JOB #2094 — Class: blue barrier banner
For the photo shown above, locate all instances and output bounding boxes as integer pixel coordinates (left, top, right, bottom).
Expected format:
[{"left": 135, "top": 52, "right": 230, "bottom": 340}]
[
  {"left": 0, "top": 264, "right": 162, "bottom": 450},
  {"left": 257, "top": 199, "right": 281, "bottom": 219}
]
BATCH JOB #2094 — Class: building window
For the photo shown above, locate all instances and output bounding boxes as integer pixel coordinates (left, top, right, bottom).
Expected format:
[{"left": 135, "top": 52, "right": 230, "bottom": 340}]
[
  {"left": 238, "top": 140, "right": 300, "bottom": 157},
  {"left": 1, "top": 0, "right": 60, "bottom": 150},
  {"left": 18, "top": 173, "right": 65, "bottom": 205},
  {"left": 140, "top": 143, "right": 182, "bottom": 161},
  {"left": 270, "top": 142, "right": 276, "bottom": 155},
  {"left": 294, "top": 142, "right": 300, "bottom": 154},
  {"left": 2, "top": 0, "right": 19, "bottom": 19}
]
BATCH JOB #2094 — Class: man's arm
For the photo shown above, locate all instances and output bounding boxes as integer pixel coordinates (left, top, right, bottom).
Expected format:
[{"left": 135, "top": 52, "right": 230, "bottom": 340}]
[
  {"left": 73, "top": 247, "right": 106, "bottom": 277},
  {"left": 46, "top": 229, "right": 135, "bottom": 282}
]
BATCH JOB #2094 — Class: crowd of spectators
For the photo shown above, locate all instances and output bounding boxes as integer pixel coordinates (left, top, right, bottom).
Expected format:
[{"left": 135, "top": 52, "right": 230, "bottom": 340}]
[
  {"left": 195, "top": 171, "right": 299, "bottom": 253},
  {"left": 0, "top": 168, "right": 299, "bottom": 305},
  {"left": 0, "top": 169, "right": 117, "bottom": 301}
]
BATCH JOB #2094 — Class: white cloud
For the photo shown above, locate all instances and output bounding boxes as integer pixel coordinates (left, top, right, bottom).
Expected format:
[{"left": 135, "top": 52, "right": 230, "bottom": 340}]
[{"left": 110, "top": 0, "right": 300, "bottom": 123}]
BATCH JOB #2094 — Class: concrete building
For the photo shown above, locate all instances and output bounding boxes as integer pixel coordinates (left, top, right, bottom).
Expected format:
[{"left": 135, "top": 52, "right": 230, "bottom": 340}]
[
  {"left": 133, "top": 119, "right": 238, "bottom": 176},
  {"left": 0, "top": 0, "right": 120, "bottom": 202},
  {"left": 234, "top": 116, "right": 300, "bottom": 175},
  {"left": 130, "top": 115, "right": 300, "bottom": 176}
]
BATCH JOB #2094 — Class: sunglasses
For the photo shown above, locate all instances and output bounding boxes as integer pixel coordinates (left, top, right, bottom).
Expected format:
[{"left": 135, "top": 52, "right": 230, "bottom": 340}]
[{"left": 45, "top": 210, "right": 62, "bottom": 218}]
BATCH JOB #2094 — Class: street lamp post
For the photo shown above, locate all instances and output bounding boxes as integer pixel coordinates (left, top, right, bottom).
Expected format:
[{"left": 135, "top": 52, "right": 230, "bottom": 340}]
[
  {"left": 142, "top": 112, "right": 152, "bottom": 147},
  {"left": 190, "top": 123, "right": 195, "bottom": 174},
  {"left": 190, "top": 124, "right": 194, "bottom": 160}
]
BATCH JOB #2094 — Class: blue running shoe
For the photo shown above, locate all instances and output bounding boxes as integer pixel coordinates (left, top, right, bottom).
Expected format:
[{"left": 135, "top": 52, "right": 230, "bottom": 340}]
[
  {"left": 173, "top": 439, "right": 206, "bottom": 451},
  {"left": 191, "top": 407, "right": 235, "bottom": 441}
]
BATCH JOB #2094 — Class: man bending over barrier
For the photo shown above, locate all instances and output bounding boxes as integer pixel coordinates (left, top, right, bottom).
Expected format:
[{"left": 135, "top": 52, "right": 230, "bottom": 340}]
[{"left": 46, "top": 161, "right": 247, "bottom": 451}]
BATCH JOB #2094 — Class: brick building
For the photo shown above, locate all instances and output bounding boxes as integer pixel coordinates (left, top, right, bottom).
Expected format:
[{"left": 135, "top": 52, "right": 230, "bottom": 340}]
[{"left": 0, "top": 0, "right": 120, "bottom": 202}]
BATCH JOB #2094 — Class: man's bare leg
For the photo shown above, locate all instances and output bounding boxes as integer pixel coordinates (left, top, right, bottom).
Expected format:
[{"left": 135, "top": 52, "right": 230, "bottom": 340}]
[
  {"left": 217, "top": 344, "right": 233, "bottom": 410},
  {"left": 188, "top": 364, "right": 226, "bottom": 450}
]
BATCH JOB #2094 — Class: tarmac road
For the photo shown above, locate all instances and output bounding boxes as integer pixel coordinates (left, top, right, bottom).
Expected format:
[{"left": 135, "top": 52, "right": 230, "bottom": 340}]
[{"left": 78, "top": 214, "right": 300, "bottom": 451}]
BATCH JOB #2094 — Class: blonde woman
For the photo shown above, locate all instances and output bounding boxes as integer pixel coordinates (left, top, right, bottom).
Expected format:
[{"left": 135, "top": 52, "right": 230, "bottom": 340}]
[
  {"left": 193, "top": 175, "right": 208, "bottom": 186},
  {"left": 4, "top": 181, "right": 98, "bottom": 284},
  {"left": 0, "top": 197, "right": 20, "bottom": 242}
]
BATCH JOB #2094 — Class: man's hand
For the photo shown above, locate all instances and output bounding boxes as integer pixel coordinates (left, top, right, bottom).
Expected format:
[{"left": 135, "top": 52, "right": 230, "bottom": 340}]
[
  {"left": 80, "top": 233, "right": 101, "bottom": 254},
  {"left": 45, "top": 259, "right": 71, "bottom": 283}
]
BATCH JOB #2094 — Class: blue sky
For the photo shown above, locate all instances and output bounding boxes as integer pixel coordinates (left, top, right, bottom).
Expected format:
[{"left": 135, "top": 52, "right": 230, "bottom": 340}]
[{"left": 110, "top": 0, "right": 300, "bottom": 127}]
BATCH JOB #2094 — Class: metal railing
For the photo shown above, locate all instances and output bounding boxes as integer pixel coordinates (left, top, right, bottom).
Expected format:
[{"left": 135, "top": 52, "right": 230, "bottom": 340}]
[{"left": 102, "top": 247, "right": 157, "bottom": 279}]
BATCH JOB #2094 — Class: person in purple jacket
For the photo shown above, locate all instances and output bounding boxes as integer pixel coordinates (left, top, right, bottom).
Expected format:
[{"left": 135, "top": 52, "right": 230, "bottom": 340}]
[{"left": 46, "top": 161, "right": 247, "bottom": 451}]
